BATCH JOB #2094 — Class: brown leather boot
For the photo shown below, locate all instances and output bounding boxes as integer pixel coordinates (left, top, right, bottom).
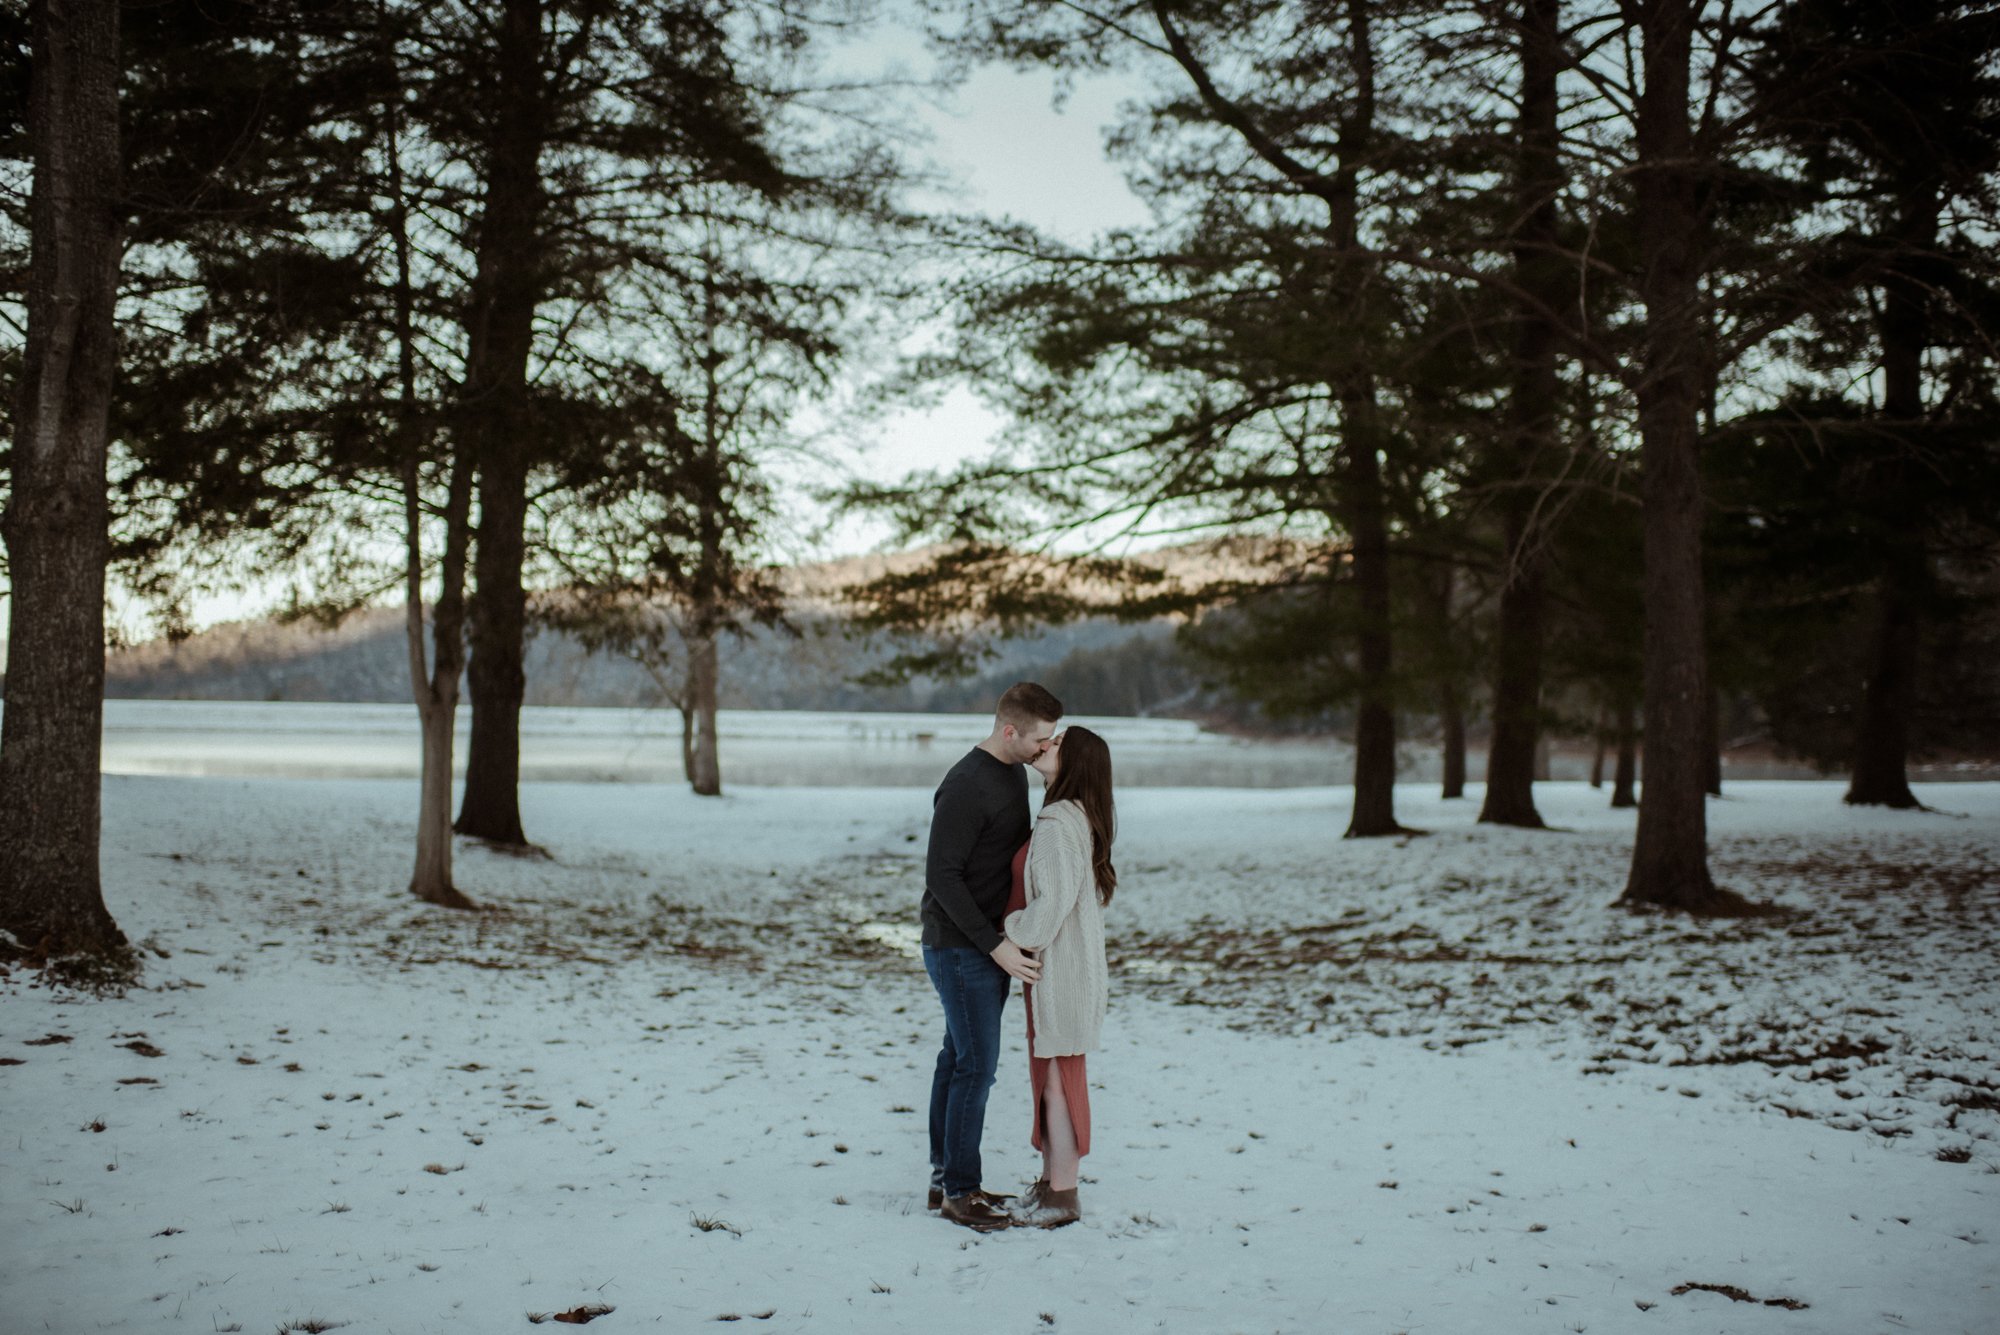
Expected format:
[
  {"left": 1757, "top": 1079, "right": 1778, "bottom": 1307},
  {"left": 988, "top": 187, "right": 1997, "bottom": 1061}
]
[
  {"left": 1023, "top": 1186, "right": 1079, "bottom": 1229},
  {"left": 939, "top": 1192, "right": 1013, "bottom": 1232},
  {"left": 928, "top": 1186, "right": 1015, "bottom": 1212}
]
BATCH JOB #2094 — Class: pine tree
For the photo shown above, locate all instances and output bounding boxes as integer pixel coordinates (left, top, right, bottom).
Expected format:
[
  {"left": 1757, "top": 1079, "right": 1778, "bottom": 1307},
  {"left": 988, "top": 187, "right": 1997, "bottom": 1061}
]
[
  {"left": 0, "top": 0, "right": 133, "bottom": 978},
  {"left": 1746, "top": 0, "right": 2000, "bottom": 808}
]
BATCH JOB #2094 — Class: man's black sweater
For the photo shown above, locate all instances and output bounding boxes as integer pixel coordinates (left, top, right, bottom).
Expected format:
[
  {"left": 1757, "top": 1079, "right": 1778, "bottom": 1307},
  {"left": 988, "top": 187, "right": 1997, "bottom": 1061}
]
[{"left": 921, "top": 747, "right": 1031, "bottom": 954}]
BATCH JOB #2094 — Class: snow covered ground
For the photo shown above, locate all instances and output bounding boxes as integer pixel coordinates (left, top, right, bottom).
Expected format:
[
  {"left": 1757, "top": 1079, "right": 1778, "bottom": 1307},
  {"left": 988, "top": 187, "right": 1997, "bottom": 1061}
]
[{"left": 4, "top": 776, "right": 1996, "bottom": 1333}]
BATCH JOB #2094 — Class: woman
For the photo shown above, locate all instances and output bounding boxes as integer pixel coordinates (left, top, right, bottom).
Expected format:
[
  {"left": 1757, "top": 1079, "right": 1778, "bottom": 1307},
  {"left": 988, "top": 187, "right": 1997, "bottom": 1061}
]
[{"left": 999, "top": 725, "right": 1116, "bottom": 1229}]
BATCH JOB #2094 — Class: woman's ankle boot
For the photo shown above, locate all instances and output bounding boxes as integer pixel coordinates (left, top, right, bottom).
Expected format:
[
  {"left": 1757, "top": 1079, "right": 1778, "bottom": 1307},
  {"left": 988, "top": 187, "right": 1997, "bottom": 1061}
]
[{"left": 1030, "top": 1186, "right": 1080, "bottom": 1229}]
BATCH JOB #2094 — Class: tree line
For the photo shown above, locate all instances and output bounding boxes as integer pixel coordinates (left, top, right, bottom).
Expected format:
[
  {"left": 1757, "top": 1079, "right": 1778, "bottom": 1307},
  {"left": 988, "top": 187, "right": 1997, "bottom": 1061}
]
[
  {"left": 1, "top": 0, "right": 907, "bottom": 971},
  {"left": 2, "top": 0, "right": 1997, "bottom": 979},
  {"left": 846, "top": 0, "right": 1999, "bottom": 904}
]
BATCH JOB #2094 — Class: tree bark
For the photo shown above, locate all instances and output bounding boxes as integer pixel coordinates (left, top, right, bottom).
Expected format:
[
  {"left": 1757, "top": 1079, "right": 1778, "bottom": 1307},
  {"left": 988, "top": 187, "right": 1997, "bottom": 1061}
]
[
  {"left": 688, "top": 631, "right": 721, "bottom": 796},
  {"left": 454, "top": 0, "right": 545, "bottom": 847},
  {"left": 457, "top": 464, "right": 530, "bottom": 844},
  {"left": 1845, "top": 570, "right": 1922, "bottom": 807},
  {"left": 406, "top": 452, "right": 477, "bottom": 906},
  {"left": 1342, "top": 399, "right": 1406, "bottom": 837},
  {"left": 1433, "top": 565, "right": 1467, "bottom": 799},
  {"left": 0, "top": 0, "right": 132, "bottom": 977},
  {"left": 684, "top": 251, "right": 729, "bottom": 799},
  {"left": 679, "top": 699, "right": 696, "bottom": 785},
  {"left": 1439, "top": 680, "right": 1466, "bottom": 799},
  {"left": 1618, "top": 0, "right": 1745, "bottom": 914},
  {"left": 1610, "top": 699, "right": 1638, "bottom": 809},
  {"left": 1589, "top": 709, "right": 1607, "bottom": 788},
  {"left": 1479, "top": 0, "right": 1563, "bottom": 832}
]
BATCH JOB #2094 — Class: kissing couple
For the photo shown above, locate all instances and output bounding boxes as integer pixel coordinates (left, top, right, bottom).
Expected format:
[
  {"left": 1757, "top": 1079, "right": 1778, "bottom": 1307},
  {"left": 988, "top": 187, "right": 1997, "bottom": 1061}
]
[{"left": 919, "top": 682, "right": 1118, "bottom": 1232}]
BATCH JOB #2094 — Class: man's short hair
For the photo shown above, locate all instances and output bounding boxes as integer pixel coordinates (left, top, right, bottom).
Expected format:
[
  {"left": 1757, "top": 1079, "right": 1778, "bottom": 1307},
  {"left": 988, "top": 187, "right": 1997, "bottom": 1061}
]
[{"left": 996, "top": 681, "right": 1063, "bottom": 728}]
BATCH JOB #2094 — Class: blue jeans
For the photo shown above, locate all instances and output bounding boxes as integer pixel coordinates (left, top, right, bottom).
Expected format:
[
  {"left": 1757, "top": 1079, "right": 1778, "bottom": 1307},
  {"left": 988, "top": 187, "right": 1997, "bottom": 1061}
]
[{"left": 923, "top": 945, "right": 1011, "bottom": 1198}]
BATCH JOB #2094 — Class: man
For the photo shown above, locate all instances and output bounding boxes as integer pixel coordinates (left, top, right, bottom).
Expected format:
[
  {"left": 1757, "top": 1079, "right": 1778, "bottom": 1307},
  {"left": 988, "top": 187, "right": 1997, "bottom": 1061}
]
[{"left": 921, "top": 681, "right": 1062, "bottom": 1231}]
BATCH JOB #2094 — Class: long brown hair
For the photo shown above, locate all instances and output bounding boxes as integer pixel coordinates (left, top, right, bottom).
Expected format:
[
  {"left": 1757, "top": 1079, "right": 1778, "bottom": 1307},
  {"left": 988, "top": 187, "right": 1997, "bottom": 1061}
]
[{"left": 1044, "top": 725, "right": 1116, "bottom": 905}]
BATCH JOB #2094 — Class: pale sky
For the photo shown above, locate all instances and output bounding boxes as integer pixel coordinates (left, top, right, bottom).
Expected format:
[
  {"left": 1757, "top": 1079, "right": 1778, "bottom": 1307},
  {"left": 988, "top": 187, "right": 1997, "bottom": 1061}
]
[{"left": 795, "top": 48, "right": 1155, "bottom": 561}]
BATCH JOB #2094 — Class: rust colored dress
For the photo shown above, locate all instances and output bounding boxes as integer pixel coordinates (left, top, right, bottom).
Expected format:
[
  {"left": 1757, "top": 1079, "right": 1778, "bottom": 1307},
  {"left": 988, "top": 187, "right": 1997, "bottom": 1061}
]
[{"left": 1007, "top": 840, "right": 1092, "bottom": 1157}]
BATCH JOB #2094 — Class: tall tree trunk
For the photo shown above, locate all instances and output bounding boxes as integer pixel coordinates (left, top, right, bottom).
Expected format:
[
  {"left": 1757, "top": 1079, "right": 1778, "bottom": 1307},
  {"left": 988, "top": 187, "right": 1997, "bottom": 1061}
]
[
  {"left": 1589, "top": 708, "right": 1607, "bottom": 788},
  {"left": 1610, "top": 699, "right": 1638, "bottom": 809},
  {"left": 1147, "top": 0, "right": 1401, "bottom": 833},
  {"left": 1846, "top": 190, "right": 1936, "bottom": 810},
  {"left": 1435, "top": 565, "right": 1467, "bottom": 799},
  {"left": 1330, "top": 1, "right": 1405, "bottom": 838},
  {"left": 1480, "top": 0, "right": 1563, "bottom": 831},
  {"left": 0, "top": 0, "right": 132, "bottom": 977},
  {"left": 1619, "top": 0, "right": 1744, "bottom": 914},
  {"left": 406, "top": 452, "right": 477, "bottom": 906},
  {"left": 685, "top": 252, "right": 729, "bottom": 800},
  {"left": 455, "top": 0, "right": 545, "bottom": 847},
  {"left": 688, "top": 631, "right": 721, "bottom": 796},
  {"left": 679, "top": 699, "right": 696, "bottom": 785},
  {"left": 1439, "top": 681, "right": 1467, "bottom": 799},
  {"left": 1342, "top": 402, "right": 1406, "bottom": 837},
  {"left": 457, "top": 464, "right": 530, "bottom": 844},
  {"left": 382, "top": 48, "right": 478, "bottom": 911},
  {"left": 1846, "top": 564, "right": 1923, "bottom": 808}
]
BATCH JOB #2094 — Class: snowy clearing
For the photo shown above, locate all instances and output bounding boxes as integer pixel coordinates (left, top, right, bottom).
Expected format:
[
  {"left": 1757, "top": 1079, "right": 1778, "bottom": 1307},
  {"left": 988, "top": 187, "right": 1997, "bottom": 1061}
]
[{"left": 4, "top": 776, "right": 1997, "bottom": 1333}]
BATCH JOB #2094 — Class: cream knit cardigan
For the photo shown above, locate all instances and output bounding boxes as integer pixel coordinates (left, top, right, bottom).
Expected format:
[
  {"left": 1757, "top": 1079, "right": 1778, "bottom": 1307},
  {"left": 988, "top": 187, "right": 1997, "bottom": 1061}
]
[{"left": 1003, "top": 799, "right": 1108, "bottom": 1058}]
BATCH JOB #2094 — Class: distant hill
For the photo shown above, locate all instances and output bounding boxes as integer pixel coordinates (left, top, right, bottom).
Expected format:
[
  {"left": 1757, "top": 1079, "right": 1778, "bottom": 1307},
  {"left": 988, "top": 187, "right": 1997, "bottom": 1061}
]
[
  {"left": 101, "top": 606, "right": 1210, "bottom": 716},
  {"left": 95, "top": 543, "right": 1276, "bottom": 718}
]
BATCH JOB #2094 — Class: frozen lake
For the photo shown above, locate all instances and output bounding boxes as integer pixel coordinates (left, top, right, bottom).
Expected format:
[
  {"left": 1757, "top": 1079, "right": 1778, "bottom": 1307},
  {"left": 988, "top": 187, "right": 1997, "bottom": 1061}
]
[
  {"left": 37, "top": 699, "right": 1896, "bottom": 787},
  {"left": 87, "top": 698, "right": 1356, "bottom": 787}
]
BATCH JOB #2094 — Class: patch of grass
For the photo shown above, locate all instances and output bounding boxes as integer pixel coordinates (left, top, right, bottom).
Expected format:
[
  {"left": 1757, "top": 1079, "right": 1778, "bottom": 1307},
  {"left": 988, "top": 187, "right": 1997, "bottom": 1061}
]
[
  {"left": 82, "top": 1118, "right": 107, "bottom": 1133},
  {"left": 49, "top": 1198, "right": 86, "bottom": 1214},
  {"left": 1671, "top": 1281, "right": 1808, "bottom": 1311},
  {"left": 690, "top": 1214, "right": 741, "bottom": 1238},
  {"left": 276, "top": 1319, "right": 348, "bottom": 1333}
]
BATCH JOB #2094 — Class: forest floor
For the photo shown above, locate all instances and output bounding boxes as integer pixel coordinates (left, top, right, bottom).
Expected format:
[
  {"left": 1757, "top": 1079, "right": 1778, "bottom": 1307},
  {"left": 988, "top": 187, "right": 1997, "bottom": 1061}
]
[{"left": 3, "top": 777, "right": 1996, "bottom": 1333}]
